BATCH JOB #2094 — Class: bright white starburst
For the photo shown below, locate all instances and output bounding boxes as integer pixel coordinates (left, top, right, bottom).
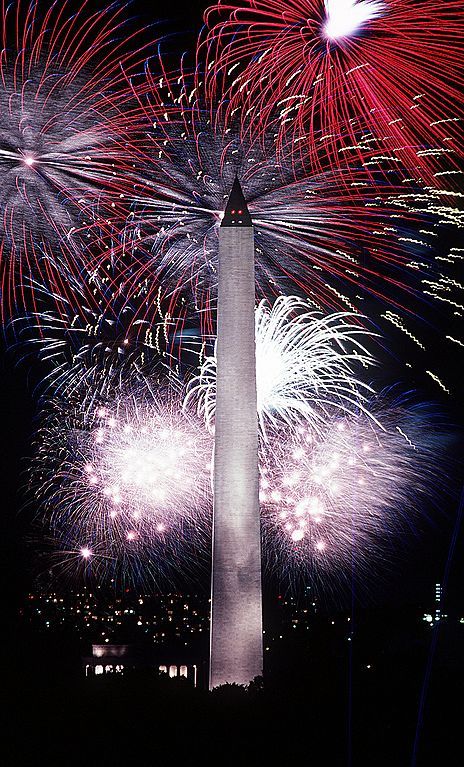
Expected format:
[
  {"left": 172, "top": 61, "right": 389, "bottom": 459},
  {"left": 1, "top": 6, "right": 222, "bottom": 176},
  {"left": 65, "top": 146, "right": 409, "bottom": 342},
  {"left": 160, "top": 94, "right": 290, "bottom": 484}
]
[
  {"left": 185, "top": 297, "right": 377, "bottom": 439},
  {"left": 323, "top": 0, "right": 385, "bottom": 40},
  {"left": 88, "top": 403, "right": 212, "bottom": 524},
  {"left": 32, "top": 377, "right": 214, "bottom": 584}
]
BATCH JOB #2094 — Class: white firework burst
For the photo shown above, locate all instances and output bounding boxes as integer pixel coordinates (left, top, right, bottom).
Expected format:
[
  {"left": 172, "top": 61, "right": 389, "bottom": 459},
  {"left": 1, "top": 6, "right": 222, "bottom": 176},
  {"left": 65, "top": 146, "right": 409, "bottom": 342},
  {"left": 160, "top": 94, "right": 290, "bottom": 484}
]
[
  {"left": 259, "top": 398, "right": 452, "bottom": 592},
  {"left": 185, "top": 296, "right": 377, "bottom": 438},
  {"left": 323, "top": 0, "right": 385, "bottom": 40},
  {"left": 31, "top": 375, "right": 213, "bottom": 585}
]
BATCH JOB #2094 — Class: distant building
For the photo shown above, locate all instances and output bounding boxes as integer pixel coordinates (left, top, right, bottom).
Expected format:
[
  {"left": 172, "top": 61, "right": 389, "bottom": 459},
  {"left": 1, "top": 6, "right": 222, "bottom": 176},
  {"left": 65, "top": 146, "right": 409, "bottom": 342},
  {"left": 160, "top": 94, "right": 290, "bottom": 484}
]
[
  {"left": 435, "top": 582, "right": 442, "bottom": 623},
  {"left": 423, "top": 582, "right": 448, "bottom": 627},
  {"left": 83, "top": 643, "right": 200, "bottom": 687}
]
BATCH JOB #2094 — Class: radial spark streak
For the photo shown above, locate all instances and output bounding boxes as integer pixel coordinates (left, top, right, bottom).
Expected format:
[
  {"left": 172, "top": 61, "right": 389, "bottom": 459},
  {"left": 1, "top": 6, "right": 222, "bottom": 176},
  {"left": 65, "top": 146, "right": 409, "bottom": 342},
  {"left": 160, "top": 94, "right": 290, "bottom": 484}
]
[{"left": 185, "top": 297, "right": 377, "bottom": 438}]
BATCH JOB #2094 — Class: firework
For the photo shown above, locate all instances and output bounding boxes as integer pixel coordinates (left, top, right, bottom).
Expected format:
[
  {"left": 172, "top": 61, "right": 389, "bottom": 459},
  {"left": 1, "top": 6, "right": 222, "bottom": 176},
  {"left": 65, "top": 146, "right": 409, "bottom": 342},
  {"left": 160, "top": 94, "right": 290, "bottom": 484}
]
[
  {"left": 120, "top": 61, "right": 444, "bottom": 345},
  {"left": 259, "top": 397, "right": 452, "bottom": 592},
  {"left": 185, "top": 296, "right": 377, "bottom": 438},
  {"left": 201, "top": 0, "right": 464, "bottom": 183},
  {"left": 9, "top": 286, "right": 160, "bottom": 402},
  {"left": 31, "top": 375, "right": 213, "bottom": 585},
  {"left": 324, "top": 0, "right": 384, "bottom": 39},
  {"left": 0, "top": 0, "right": 154, "bottom": 321},
  {"left": 7, "top": 224, "right": 197, "bottom": 397}
]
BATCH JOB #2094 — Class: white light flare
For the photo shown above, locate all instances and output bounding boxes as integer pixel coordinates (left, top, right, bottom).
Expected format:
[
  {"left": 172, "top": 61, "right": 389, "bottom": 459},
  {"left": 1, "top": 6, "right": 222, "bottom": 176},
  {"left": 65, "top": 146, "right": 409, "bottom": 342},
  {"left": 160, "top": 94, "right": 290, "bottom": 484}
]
[
  {"left": 323, "top": 0, "right": 385, "bottom": 41},
  {"left": 32, "top": 379, "right": 215, "bottom": 585},
  {"left": 86, "top": 393, "right": 213, "bottom": 533}
]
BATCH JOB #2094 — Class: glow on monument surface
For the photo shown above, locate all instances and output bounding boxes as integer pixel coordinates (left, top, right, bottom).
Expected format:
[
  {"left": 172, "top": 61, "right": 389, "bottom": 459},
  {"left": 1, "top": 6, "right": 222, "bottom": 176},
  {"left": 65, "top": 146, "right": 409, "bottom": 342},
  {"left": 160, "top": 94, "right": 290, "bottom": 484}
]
[{"left": 209, "top": 178, "right": 263, "bottom": 688}]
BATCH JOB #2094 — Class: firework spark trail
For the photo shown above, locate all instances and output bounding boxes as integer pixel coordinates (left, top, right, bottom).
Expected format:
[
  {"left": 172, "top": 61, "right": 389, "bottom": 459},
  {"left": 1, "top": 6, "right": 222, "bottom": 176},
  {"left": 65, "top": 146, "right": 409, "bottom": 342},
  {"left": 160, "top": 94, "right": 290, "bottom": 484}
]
[
  {"left": 116, "top": 60, "right": 449, "bottom": 347},
  {"left": 200, "top": 0, "right": 464, "bottom": 184},
  {"left": 9, "top": 281, "right": 164, "bottom": 402},
  {"left": 259, "top": 398, "right": 452, "bottom": 593},
  {"left": 31, "top": 375, "right": 213, "bottom": 585},
  {"left": 0, "top": 0, "right": 158, "bottom": 322},
  {"left": 7, "top": 259, "right": 196, "bottom": 402},
  {"left": 11, "top": 304, "right": 153, "bottom": 403},
  {"left": 185, "top": 296, "right": 378, "bottom": 439}
]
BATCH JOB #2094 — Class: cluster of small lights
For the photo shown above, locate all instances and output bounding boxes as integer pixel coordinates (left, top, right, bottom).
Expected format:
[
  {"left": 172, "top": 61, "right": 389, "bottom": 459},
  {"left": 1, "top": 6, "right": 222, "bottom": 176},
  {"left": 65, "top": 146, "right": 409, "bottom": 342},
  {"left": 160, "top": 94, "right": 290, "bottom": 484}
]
[
  {"left": 260, "top": 420, "right": 367, "bottom": 553},
  {"left": 21, "top": 589, "right": 211, "bottom": 646}
]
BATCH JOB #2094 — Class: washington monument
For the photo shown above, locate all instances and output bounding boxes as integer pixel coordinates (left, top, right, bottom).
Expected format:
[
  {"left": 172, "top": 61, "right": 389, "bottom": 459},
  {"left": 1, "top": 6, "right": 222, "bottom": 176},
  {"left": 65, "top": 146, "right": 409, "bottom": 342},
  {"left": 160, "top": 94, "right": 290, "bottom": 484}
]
[{"left": 209, "top": 178, "right": 263, "bottom": 689}]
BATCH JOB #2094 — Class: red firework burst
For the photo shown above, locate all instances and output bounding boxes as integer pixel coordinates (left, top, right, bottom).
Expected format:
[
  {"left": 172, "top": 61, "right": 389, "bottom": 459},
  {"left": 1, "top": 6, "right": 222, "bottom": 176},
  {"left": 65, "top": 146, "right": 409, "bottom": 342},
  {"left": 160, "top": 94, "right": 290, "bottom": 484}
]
[
  {"left": 200, "top": 0, "right": 464, "bottom": 185},
  {"left": 0, "top": 1, "right": 155, "bottom": 323},
  {"left": 104, "top": 59, "right": 444, "bottom": 357}
]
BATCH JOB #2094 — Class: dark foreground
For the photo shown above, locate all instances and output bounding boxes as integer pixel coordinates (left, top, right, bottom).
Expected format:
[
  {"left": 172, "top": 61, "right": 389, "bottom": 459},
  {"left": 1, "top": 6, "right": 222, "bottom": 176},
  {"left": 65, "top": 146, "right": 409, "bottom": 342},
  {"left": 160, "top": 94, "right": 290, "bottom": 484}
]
[{"left": 4, "top": 625, "right": 462, "bottom": 766}]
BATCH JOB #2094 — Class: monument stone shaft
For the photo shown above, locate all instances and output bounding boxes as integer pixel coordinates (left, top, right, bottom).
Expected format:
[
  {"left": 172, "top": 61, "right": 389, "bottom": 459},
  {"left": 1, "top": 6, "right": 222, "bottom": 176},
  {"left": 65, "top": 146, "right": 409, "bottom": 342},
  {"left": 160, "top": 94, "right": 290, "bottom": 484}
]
[{"left": 209, "top": 178, "right": 263, "bottom": 689}]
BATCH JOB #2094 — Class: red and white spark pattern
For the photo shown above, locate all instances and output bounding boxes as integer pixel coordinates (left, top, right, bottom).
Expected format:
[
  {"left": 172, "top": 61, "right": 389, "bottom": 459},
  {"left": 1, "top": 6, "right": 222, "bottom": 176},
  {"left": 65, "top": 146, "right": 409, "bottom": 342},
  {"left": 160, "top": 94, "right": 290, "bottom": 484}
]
[
  {"left": 0, "top": 0, "right": 152, "bottom": 322},
  {"left": 201, "top": 0, "right": 464, "bottom": 183},
  {"left": 118, "top": 61, "right": 447, "bottom": 347}
]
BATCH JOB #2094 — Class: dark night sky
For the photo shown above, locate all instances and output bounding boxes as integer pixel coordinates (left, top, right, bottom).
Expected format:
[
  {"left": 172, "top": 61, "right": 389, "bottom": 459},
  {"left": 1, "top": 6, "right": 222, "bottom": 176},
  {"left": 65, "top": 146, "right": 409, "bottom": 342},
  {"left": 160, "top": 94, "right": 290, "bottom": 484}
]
[{"left": 1, "top": 0, "right": 463, "bottom": 624}]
